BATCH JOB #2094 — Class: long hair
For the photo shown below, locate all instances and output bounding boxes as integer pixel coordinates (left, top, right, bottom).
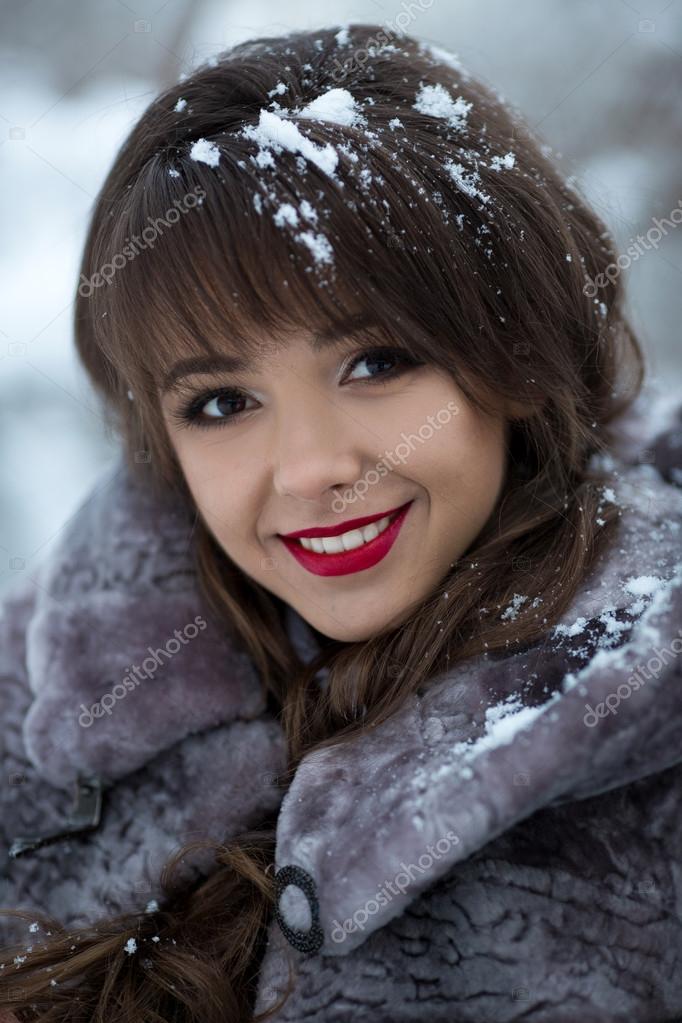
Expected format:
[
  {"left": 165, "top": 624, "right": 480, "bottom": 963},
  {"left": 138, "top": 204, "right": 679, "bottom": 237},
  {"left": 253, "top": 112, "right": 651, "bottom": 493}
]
[{"left": 0, "top": 23, "right": 643, "bottom": 1021}]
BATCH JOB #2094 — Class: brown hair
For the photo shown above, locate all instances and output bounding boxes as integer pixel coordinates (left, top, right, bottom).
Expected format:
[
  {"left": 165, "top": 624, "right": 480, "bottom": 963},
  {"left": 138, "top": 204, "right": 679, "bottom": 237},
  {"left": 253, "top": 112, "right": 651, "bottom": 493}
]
[{"left": 0, "top": 23, "right": 642, "bottom": 1021}]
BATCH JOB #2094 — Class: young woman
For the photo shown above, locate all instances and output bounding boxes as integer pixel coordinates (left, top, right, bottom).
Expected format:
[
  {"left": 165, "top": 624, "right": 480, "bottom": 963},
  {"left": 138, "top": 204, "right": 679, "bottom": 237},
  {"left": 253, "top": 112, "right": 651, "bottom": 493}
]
[{"left": 1, "top": 22, "right": 681, "bottom": 1023}]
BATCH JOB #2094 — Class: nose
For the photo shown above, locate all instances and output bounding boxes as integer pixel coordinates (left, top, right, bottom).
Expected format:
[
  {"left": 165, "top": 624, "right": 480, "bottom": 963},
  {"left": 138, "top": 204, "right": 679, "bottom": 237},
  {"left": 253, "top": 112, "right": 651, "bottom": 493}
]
[{"left": 271, "top": 396, "right": 365, "bottom": 505}]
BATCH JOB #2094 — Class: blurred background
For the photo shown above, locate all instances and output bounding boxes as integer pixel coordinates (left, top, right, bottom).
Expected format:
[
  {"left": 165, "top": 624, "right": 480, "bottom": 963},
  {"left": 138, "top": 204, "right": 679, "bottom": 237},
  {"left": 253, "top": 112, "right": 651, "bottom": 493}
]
[{"left": 0, "top": 0, "right": 680, "bottom": 595}]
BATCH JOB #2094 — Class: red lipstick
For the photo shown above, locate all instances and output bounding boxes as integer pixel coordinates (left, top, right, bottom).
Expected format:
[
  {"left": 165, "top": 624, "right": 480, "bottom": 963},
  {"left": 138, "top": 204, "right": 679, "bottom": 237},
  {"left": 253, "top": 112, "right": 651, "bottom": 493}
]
[{"left": 277, "top": 500, "right": 413, "bottom": 577}]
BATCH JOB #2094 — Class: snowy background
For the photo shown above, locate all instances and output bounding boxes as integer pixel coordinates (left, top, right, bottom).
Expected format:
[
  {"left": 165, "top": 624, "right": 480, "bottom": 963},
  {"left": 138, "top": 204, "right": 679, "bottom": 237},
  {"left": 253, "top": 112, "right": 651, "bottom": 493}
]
[{"left": 1, "top": 0, "right": 680, "bottom": 595}]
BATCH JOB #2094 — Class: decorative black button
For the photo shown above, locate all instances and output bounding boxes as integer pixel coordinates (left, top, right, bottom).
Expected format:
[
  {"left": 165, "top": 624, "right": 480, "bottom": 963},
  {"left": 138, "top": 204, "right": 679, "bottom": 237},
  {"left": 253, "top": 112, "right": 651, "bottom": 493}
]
[
  {"left": 273, "top": 864, "right": 324, "bottom": 955},
  {"left": 8, "top": 774, "right": 104, "bottom": 858}
]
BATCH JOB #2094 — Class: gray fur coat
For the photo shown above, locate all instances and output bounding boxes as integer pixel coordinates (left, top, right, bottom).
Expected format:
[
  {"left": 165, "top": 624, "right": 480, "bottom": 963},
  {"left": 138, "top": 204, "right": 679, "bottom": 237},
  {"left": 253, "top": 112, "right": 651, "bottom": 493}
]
[{"left": 1, "top": 401, "right": 682, "bottom": 1022}]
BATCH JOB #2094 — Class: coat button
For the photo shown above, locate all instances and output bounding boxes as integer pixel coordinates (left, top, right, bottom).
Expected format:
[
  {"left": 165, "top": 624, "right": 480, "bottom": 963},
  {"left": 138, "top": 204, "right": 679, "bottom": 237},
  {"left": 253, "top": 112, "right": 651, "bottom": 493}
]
[
  {"left": 8, "top": 774, "right": 104, "bottom": 858},
  {"left": 273, "top": 864, "right": 324, "bottom": 955}
]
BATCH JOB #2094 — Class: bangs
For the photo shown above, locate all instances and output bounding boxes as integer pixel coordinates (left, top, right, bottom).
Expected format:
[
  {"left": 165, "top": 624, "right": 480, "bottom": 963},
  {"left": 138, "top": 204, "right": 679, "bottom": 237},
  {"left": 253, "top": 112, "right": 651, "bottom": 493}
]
[{"left": 89, "top": 116, "right": 452, "bottom": 400}]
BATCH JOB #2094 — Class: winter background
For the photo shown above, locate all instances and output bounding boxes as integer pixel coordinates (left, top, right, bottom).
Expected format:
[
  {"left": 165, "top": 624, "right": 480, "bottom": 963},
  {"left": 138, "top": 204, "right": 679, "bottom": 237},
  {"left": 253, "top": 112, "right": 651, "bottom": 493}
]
[{"left": 0, "top": 0, "right": 680, "bottom": 596}]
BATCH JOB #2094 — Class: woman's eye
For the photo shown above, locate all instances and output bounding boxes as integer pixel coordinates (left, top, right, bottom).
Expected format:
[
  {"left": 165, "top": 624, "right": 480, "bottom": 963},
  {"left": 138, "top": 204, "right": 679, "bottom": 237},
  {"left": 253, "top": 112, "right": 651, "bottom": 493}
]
[
  {"left": 201, "top": 392, "right": 254, "bottom": 420},
  {"left": 173, "top": 388, "right": 256, "bottom": 429},
  {"left": 344, "top": 347, "right": 420, "bottom": 384},
  {"left": 172, "top": 347, "right": 421, "bottom": 430}
]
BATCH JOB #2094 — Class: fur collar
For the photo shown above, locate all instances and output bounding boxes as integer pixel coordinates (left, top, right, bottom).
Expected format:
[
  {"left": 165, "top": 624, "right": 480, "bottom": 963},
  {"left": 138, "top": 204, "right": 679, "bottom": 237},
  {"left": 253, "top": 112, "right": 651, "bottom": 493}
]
[{"left": 11, "top": 399, "right": 682, "bottom": 958}]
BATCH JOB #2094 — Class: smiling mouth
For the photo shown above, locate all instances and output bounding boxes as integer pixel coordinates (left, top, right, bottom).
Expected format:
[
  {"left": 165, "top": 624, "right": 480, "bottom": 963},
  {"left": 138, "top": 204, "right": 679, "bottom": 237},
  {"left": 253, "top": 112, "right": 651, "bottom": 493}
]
[
  {"left": 293, "top": 508, "right": 400, "bottom": 554},
  {"left": 277, "top": 500, "right": 414, "bottom": 578}
]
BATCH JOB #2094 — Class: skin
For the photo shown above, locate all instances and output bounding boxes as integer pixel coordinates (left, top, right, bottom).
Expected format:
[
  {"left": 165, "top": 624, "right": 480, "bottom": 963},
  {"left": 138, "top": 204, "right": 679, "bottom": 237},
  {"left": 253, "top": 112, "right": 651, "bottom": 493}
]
[{"left": 160, "top": 331, "right": 508, "bottom": 642}]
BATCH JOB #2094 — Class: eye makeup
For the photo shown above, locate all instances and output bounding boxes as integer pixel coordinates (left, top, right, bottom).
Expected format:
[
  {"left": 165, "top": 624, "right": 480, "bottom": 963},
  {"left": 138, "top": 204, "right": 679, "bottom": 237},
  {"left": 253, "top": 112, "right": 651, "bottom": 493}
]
[{"left": 166, "top": 345, "right": 424, "bottom": 431}]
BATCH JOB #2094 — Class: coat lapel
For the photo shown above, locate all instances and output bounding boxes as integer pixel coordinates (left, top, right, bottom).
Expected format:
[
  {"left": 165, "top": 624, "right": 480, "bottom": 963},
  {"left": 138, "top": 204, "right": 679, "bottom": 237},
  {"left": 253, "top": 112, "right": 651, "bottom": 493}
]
[{"left": 272, "top": 468, "right": 682, "bottom": 956}]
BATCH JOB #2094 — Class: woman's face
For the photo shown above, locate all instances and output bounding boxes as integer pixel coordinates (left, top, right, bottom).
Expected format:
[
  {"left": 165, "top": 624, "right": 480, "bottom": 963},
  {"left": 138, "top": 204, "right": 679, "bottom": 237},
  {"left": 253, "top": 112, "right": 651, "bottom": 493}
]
[{"left": 160, "top": 328, "right": 507, "bottom": 642}]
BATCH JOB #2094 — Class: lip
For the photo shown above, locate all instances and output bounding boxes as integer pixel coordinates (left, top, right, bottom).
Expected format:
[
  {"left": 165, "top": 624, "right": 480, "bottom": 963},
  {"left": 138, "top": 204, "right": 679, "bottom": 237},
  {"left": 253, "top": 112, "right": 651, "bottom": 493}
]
[
  {"left": 277, "top": 500, "right": 414, "bottom": 577},
  {"left": 278, "top": 500, "right": 411, "bottom": 539}
]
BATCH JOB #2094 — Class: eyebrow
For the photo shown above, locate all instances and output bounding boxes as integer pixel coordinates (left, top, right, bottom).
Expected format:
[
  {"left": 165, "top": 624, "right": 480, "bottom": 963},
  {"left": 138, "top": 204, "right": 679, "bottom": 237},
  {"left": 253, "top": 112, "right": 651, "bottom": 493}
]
[{"left": 161, "top": 316, "right": 375, "bottom": 393}]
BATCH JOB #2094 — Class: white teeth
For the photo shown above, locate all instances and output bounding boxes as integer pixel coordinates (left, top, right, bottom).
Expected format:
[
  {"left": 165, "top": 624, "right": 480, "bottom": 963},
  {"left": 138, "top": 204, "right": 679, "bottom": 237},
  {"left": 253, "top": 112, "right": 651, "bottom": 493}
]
[{"left": 298, "top": 514, "right": 392, "bottom": 554}]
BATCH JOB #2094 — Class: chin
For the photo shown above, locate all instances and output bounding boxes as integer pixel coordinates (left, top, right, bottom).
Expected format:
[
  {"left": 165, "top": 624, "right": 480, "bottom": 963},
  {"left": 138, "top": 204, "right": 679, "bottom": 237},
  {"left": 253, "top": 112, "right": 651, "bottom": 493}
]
[
  {"left": 313, "top": 612, "right": 393, "bottom": 644},
  {"left": 311, "top": 622, "right": 366, "bottom": 643}
]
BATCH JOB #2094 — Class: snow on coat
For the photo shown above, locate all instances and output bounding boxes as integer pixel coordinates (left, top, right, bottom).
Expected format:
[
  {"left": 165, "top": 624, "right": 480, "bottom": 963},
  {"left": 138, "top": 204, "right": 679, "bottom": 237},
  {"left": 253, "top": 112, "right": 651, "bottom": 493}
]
[{"left": 1, "top": 400, "right": 682, "bottom": 1022}]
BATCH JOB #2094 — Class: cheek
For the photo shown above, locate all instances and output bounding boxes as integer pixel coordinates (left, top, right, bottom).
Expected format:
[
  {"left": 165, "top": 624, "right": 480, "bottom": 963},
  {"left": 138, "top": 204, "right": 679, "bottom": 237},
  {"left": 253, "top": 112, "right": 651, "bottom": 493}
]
[
  {"left": 170, "top": 435, "right": 251, "bottom": 532},
  {"left": 422, "top": 407, "right": 506, "bottom": 527},
  {"left": 463, "top": 416, "right": 507, "bottom": 502}
]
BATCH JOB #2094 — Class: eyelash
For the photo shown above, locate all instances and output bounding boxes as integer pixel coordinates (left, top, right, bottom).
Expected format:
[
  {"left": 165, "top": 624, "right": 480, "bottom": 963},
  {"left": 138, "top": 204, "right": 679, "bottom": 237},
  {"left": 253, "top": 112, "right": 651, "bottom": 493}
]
[{"left": 170, "top": 346, "right": 423, "bottom": 430}]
